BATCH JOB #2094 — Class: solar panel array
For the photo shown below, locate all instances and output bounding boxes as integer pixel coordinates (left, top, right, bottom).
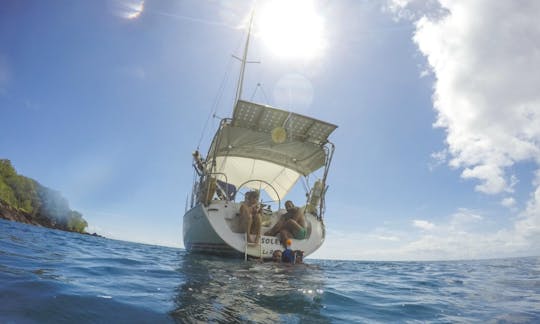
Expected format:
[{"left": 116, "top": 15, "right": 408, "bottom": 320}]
[{"left": 233, "top": 100, "right": 337, "bottom": 144}]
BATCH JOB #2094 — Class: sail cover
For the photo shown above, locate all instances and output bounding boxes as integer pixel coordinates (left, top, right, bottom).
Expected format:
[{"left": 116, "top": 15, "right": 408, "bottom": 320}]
[{"left": 208, "top": 100, "right": 337, "bottom": 200}]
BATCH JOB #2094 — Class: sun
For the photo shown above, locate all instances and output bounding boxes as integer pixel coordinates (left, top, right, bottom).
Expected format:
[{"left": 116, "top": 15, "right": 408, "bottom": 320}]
[{"left": 256, "top": 0, "right": 326, "bottom": 60}]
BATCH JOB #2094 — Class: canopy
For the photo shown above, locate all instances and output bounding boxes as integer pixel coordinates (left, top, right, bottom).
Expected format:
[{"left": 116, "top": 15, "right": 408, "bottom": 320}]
[{"left": 207, "top": 100, "right": 337, "bottom": 200}]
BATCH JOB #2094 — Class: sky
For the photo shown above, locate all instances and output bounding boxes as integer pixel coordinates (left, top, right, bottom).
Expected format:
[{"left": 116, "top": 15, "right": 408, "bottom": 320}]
[{"left": 1, "top": 0, "right": 539, "bottom": 260}]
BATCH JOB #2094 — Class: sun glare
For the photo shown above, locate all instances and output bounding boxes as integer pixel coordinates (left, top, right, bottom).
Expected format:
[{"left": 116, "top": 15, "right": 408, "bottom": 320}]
[
  {"left": 125, "top": 0, "right": 144, "bottom": 20},
  {"left": 114, "top": 0, "right": 144, "bottom": 20},
  {"left": 257, "top": 0, "right": 326, "bottom": 59}
]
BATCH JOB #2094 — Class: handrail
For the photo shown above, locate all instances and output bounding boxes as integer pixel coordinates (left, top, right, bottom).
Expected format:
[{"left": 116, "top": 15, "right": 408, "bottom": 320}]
[
  {"left": 319, "top": 141, "right": 335, "bottom": 220},
  {"left": 199, "top": 172, "right": 234, "bottom": 205},
  {"left": 236, "top": 179, "right": 281, "bottom": 211}
]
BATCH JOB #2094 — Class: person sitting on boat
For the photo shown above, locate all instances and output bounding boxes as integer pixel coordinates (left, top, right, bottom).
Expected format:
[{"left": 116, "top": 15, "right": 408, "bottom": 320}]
[
  {"left": 239, "top": 190, "right": 262, "bottom": 244},
  {"left": 264, "top": 200, "right": 307, "bottom": 245}
]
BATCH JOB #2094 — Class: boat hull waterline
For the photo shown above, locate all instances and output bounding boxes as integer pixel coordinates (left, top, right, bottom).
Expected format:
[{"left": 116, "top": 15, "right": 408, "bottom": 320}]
[{"left": 183, "top": 201, "right": 325, "bottom": 259}]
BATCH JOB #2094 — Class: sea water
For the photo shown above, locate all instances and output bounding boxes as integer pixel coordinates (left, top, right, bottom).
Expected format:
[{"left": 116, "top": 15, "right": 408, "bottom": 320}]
[{"left": 1, "top": 219, "right": 539, "bottom": 323}]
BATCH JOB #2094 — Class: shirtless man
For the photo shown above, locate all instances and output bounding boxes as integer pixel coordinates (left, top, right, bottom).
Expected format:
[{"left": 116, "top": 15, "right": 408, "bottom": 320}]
[
  {"left": 264, "top": 200, "right": 306, "bottom": 246},
  {"left": 239, "top": 191, "right": 262, "bottom": 244}
]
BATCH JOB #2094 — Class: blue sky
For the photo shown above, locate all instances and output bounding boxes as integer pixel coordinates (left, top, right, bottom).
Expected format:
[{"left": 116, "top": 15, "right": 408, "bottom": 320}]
[{"left": 1, "top": 0, "right": 539, "bottom": 260}]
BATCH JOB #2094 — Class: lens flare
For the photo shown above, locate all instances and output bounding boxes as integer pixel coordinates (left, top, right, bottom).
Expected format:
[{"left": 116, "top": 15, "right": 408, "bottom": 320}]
[{"left": 112, "top": 0, "right": 145, "bottom": 20}]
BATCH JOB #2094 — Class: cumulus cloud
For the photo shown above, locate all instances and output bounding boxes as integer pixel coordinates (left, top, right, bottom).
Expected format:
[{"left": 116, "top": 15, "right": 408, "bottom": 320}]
[
  {"left": 374, "top": 235, "right": 400, "bottom": 241},
  {"left": 448, "top": 208, "right": 482, "bottom": 229},
  {"left": 400, "top": 208, "right": 537, "bottom": 260},
  {"left": 428, "top": 149, "right": 447, "bottom": 171},
  {"left": 501, "top": 197, "right": 516, "bottom": 208},
  {"left": 315, "top": 1, "right": 540, "bottom": 261},
  {"left": 387, "top": 0, "right": 540, "bottom": 257},
  {"left": 413, "top": 219, "right": 435, "bottom": 230},
  {"left": 317, "top": 208, "right": 535, "bottom": 261},
  {"left": 412, "top": 0, "right": 540, "bottom": 195},
  {"left": 514, "top": 171, "right": 540, "bottom": 245},
  {"left": 385, "top": 0, "right": 447, "bottom": 21}
]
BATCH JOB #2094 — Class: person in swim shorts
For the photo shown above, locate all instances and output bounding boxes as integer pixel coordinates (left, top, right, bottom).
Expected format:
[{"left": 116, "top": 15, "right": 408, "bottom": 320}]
[{"left": 264, "top": 200, "right": 306, "bottom": 246}]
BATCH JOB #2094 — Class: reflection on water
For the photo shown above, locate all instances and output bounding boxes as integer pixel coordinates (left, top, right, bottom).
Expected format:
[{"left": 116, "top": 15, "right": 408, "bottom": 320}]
[
  {"left": 3, "top": 220, "right": 538, "bottom": 323},
  {"left": 171, "top": 252, "right": 329, "bottom": 323}
]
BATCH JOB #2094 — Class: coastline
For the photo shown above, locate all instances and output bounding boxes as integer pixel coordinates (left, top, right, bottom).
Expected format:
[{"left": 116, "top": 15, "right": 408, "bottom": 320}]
[{"left": 0, "top": 200, "right": 101, "bottom": 237}]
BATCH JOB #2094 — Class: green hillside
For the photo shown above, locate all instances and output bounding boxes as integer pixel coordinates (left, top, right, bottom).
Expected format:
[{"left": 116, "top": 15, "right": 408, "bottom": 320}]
[{"left": 0, "top": 159, "right": 88, "bottom": 233}]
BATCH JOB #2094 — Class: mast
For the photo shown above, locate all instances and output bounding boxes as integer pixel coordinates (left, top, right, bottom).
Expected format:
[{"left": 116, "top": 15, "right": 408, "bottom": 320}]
[{"left": 234, "top": 11, "right": 255, "bottom": 105}]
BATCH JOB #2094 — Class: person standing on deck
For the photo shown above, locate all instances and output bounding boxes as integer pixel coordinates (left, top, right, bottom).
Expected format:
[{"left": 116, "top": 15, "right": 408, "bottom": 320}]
[{"left": 239, "top": 191, "right": 262, "bottom": 244}]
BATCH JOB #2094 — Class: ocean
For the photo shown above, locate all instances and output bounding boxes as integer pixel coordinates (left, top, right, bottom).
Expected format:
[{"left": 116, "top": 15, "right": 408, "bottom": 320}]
[{"left": 1, "top": 219, "right": 539, "bottom": 323}]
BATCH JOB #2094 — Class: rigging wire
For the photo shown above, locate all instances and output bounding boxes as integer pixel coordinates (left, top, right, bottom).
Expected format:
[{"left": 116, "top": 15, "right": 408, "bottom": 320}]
[
  {"left": 196, "top": 30, "right": 246, "bottom": 150},
  {"left": 259, "top": 83, "right": 270, "bottom": 104},
  {"left": 250, "top": 83, "right": 271, "bottom": 104},
  {"left": 196, "top": 56, "right": 233, "bottom": 150},
  {"left": 302, "top": 176, "right": 310, "bottom": 194}
]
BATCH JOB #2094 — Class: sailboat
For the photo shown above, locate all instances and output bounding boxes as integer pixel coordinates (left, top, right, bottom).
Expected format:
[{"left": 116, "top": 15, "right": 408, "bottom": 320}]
[{"left": 183, "top": 14, "right": 337, "bottom": 260}]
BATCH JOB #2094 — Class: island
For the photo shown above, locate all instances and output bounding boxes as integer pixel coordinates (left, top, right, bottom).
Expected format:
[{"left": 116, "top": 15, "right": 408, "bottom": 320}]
[{"left": 0, "top": 159, "right": 93, "bottom": 235}]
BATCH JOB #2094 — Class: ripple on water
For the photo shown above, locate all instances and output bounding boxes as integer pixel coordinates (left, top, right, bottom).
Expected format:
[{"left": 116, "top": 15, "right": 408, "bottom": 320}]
[{"left": 1, "top": 220, "right": 540, "bottom": 323}]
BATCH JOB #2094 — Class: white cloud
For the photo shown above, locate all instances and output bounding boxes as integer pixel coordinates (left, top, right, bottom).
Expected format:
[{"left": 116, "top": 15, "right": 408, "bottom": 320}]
[
  {"left": 412, "top": 0, "right": 540, "bottom": 195},
  {"left": 428, "top": 149, "right": 447, "bottom": 171},
  {"left": 373, "top": 235, "right": 400, "bottom": 241},
  {"left": 400, "top": 207, "right": 536, "bottom": 260},
  {"left": 385, "top": 0, "right": 447, "bottom": 22},
  {"left": 413, "top": 219, "right": 435, "bottom": 230},
  {"left": 448, "top": 208, "right": 482, "bottom": 229},
  {"left": 385, "top": 0, "right": 540, "bottom": 258},
  {"left": 501, "top": 197, "right": 516, "bottom": 208},
  {"left": 314, "top": 207, "right": 536, "bottom": 261},
  {"left": 515, "top": 173, "right": 540, "bottom": 244}
]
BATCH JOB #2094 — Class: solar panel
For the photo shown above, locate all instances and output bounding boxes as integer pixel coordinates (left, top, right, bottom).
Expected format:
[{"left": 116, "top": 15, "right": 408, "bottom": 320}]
[{"left": 233, "top": 100, "right": 337, "bottom": 144}]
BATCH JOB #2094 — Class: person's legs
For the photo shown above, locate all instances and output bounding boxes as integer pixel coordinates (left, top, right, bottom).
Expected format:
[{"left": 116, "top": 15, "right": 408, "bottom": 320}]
[
  {"left": 283, "top": 219, "right": 302, "bottom": 234},
  {"left": 239, "top": 211, "right": 256, "bottom": 243},
  {"left": 250, "top": 212, "right": 262, "bottom": 243},
  {"left": 279, "top": 229, "right": 293, "bottom": 247},
  {"left": 283, "top": 219, "right": 307, "bottom": 239},
  {"left": 264, "top": 217, "right": 285, "bottom": 236}
]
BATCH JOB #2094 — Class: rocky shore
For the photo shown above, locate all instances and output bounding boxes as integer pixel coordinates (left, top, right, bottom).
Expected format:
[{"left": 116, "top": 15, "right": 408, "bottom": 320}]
[
  {"left": 0, "top": 199, "right": 54, "bottom": 227},
  {"left": 0, "top": 200, "right": 100, "bottom": 237},
  {"left": 0, "top": 159, "right": 99, "bottom": 236}
]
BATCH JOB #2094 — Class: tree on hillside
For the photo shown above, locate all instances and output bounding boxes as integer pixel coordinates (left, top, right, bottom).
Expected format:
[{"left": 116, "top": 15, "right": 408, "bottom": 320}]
[{"left": 0, "top": 158, "right": 88, "bottom": 233}]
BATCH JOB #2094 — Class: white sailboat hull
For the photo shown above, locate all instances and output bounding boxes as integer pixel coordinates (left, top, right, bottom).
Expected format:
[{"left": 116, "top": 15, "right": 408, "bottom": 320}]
[
  {"left": 181, "top": 12, "right": 337, "bottom": 261},
  {"left": 183, "top": 200, "right": 325, "bottom": 259}
]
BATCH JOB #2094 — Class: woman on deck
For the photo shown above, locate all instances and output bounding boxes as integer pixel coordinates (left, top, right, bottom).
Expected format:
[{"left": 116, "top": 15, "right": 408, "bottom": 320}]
[{"left": 239, "top": 191, "right": 262, "bottom": 244}]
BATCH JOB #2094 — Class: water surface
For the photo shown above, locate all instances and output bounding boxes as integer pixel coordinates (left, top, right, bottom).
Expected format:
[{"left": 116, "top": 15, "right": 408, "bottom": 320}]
[{"left": 1, "top": 219, "right": 539, "bottom": 323}]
